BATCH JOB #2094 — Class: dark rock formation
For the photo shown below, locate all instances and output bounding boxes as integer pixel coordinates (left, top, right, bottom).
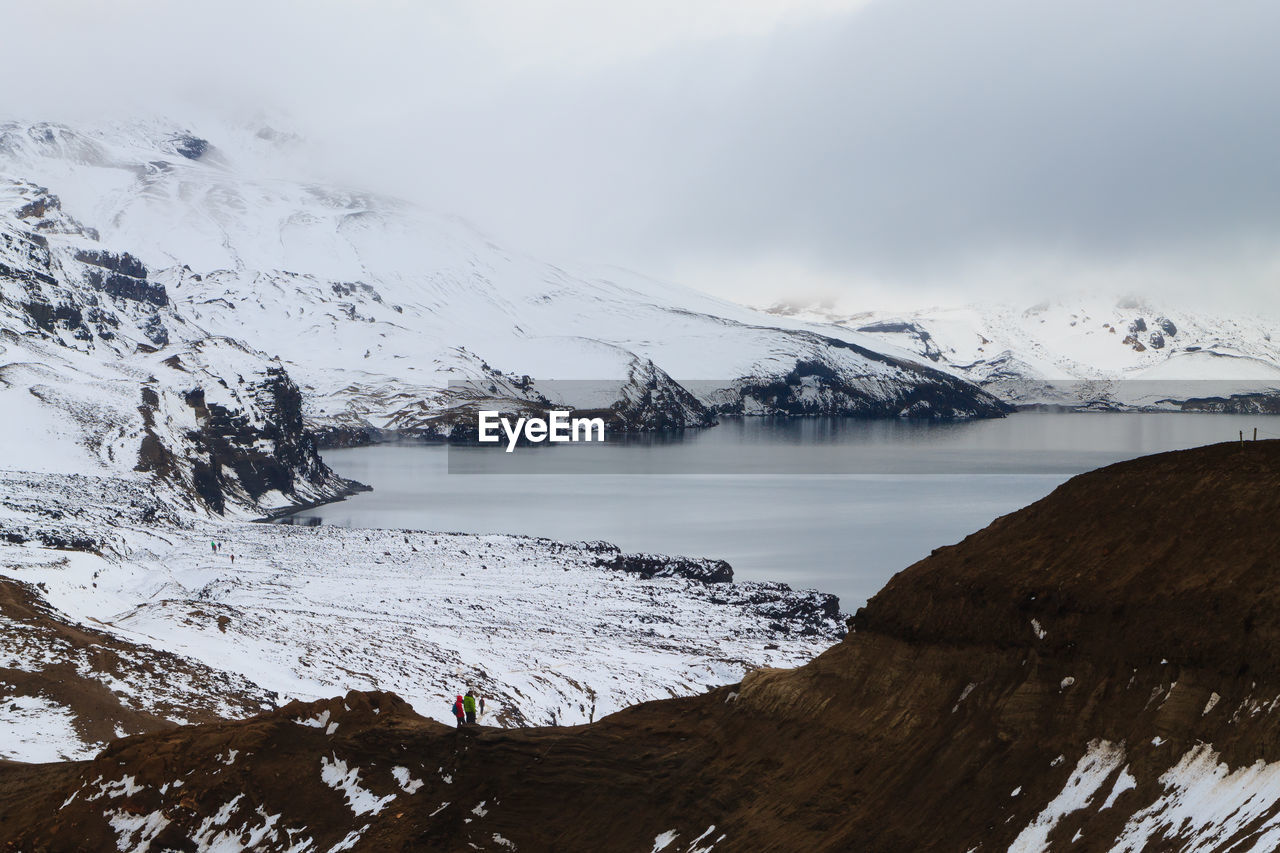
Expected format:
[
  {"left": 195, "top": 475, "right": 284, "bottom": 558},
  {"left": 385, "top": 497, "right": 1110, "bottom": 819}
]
[
  {"left": 596, "top": 551, "right": 734, "bottom": 583},
  {"left": 73, "top": 248, "right": 147, "bottom": 280},
  {"left": 179, "top": 368, "right": 338, "bottom": 513},
  {"left": 1180, "top": 393, "right": 1280, "bottom": 414},
  {"left": 76, "top": 248, "right": 167, "bottom": 306},
  {"left": 743, "top": 583, "right": 843, "bottom": 635},
  {"left": 311, "top": 422, "right": 383, "bottom": 449},
  {"left": 20, "top": 298, "right": 83, "bottom": 334},
  {"left": 855, "top": 319, "right": 944, "bottom": 361},
  {"left": 169, "top": 134, "right": 210, "bottom": 160},
  {"left": 1, "top": 196, "right": 168, "bottom": 346}
]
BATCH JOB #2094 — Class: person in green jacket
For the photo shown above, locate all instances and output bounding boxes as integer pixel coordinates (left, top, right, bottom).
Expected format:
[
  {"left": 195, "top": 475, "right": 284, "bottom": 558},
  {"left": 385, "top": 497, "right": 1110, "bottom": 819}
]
[{"left": 463, "top": 690, "right": 478, "bottom": 724}]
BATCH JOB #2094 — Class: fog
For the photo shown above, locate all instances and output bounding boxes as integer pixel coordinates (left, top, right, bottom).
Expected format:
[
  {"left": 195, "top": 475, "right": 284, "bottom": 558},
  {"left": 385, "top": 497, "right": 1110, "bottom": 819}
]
[{"left": 4, "top": 0, "right": 1278, "bottom": 310}]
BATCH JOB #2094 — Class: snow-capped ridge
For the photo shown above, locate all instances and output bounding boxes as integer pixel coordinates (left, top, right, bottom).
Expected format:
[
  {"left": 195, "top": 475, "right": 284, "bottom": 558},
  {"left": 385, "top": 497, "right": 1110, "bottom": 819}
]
[
  {"left": 0, "top": 116, "right": 1005, "bottom": 452},
  {"left": 776, "top": 294, "right": 1280, "bottom": 411}
]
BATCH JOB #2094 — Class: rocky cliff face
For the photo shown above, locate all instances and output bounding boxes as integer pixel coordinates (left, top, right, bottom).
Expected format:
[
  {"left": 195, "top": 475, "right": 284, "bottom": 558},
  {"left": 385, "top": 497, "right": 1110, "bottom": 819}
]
[
  {"left": 7, "top": 441, "right": 1278, "bottom": 851},
  {"left": 0, "top": 180, "right": 168, "bottom": 350},
  {"left": 0, "top": 179, "right": 351, "bottom": 515}
]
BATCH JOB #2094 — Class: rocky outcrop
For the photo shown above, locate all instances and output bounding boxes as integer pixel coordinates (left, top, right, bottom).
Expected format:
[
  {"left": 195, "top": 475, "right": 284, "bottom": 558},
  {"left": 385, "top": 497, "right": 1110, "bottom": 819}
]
[
  {"left": 0, "top": 180, "right": 351, "bottom": 516},
  {"left": 596, "top": 551, "right": 734, "bottom": 583},
  {"left": 0, "top": 181, "right": 171, "bottom": 349},
  {"left": 310, "top": 421, "right": 384, "bottom": 449},
  {"left": 1179, "top": 392, "right": 1280, "bottom": 414},
  {"left": 855, "top": 319, "right": 944, "bottom": 362},
  {"left": 6, "top": 442, "right": 1279, "bottom": 851},
  {"left": 159, "top": 359, "right": 353, "bottom": 514},
  {"left": 75, "top": 248, "right": 168, "bottom": 307},
  {"left": 722, "top": 350, "right": 1011, "bottom": 419},
  {"left": 604, "top": 358, "right": 719, "bottom": 430},
  {"left": 168, "top": 133, "right": 210, "bottom": 160},
  {"left": 702, "top": 327, "right": 1010, "bottom": 419}
]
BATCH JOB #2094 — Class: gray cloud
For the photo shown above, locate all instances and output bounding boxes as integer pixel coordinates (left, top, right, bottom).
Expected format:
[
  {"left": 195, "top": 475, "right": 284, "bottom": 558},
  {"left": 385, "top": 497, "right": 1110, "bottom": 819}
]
[{"left": 3, "top": 0, "right": 1278, "bottom": 308}]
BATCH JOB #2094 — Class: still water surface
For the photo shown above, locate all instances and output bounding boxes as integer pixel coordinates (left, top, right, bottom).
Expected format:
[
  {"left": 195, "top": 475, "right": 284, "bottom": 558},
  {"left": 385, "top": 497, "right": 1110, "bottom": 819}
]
[{"left": 285, "top": 414, "right": 1272, "bottom": 610}]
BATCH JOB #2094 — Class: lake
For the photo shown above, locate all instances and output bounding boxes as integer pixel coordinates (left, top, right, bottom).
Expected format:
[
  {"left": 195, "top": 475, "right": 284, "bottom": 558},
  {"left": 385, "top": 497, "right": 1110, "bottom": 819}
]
[{"left": 284, "top": 414, "right": 1273, "bottom": 611}]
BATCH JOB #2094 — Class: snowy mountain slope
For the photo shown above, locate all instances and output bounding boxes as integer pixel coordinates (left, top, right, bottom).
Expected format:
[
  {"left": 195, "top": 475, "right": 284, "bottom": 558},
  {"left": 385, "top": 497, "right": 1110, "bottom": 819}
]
[
  {"left": 0, "top": 468, "right": 842, "bottom": 761},
  {"left": 0, "top": 119, "right": 1007, "bottom": 439},
  {"left": 776, "top": 296, "right": 1280, "bottom": 410},
  {"left": 0, "top": 572, "right": 278, "bottom": 763},
  {"left": 0, "top": 175, "right": 354, "bottom": 515}
]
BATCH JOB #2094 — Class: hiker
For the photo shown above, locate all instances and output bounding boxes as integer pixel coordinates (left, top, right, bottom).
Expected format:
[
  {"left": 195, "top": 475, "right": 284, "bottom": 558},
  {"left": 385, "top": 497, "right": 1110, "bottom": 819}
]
[
  {"left": 479, "top": 695, "right": 485, "bottom": 717},
  {"left": 463, "top": 690, "right": 478, "bottom": 724},
  {"left": 211, "top": 541, "right": 217, "bottom": 553},
  {"left": 452, "top": 695, "right": 466, "bottom": 728},
  {"left": 230, "top": 553, "right": 235, "bottom": 565}
]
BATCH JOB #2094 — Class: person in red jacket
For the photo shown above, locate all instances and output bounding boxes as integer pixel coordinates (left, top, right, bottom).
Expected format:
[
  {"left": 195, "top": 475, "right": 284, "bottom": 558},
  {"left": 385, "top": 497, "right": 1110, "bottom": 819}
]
[{"left": 452, "top": 695, "right": 466, "bottom": 728}]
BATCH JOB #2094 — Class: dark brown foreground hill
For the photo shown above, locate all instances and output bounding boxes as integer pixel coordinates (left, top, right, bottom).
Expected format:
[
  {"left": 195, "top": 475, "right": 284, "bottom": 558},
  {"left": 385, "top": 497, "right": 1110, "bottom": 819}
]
[{"left": 5, "top": 440, "right": 1280, "bottom": 852}]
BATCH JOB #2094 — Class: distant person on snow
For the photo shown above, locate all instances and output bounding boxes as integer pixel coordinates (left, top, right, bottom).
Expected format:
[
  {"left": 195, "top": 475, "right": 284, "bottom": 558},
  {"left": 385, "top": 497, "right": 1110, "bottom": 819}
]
[
  {"left": 230, "top": 554, "right": 235, "bottom": 565},
  {"left": 452, "top": 695, "right": 466, "bottom": 728},
  {"left": 211, "top": 541, "right": 217, "bottom": 553},
  {"left": 463, "top": 690, "right": 478, "bottom": 724},
  {"left": 479, "top": 695, "right": 485, "bottom": 717}
]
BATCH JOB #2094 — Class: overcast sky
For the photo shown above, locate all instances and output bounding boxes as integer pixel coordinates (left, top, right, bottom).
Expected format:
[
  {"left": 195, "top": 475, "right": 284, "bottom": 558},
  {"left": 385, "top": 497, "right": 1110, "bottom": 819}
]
[{"left": 5, "top": 0, "right": 1280, "bottom": 309}]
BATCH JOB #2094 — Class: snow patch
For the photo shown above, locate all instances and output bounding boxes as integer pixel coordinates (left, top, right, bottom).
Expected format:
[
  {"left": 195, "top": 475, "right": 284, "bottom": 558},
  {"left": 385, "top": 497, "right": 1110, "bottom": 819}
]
[
  {"left": 652, "top": 829, "right": 679, "bottom": 852},
  {"left": 297, "top": 709, "right": 331, "bottom": 729},
  {"left": 392, "top": 765, "right": 424, "bottom": 794},
  {"left": 108, "top": 809, "right": 170, "bottom": 852},
  {"left": 327, "top": 826, "right": 366, "bottom": 852},
  {"left": 0, "top": 694, "right": 101, "bottom": 762},
  {"left": 952, "top": 682, "right": 977, "bottom": 712},
  {"left": 1009, "top": 739, "right": 1127, "bottom": 853},
  {"left": 1112, "top": 744, "right": 1280, "bottom": 851},
  {"left": 1101, "top": 765, "right": 1137, "bottom": 811},
  {"left": 320, "top": 755, "right": 395, "bottom": 816}
]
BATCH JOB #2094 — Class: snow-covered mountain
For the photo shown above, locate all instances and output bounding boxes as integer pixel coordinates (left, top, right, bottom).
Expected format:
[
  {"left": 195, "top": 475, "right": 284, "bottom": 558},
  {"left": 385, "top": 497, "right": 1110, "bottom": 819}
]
[
  {"left": 0, "top": 118, "right": 1005, "bottom": 456},
  {"left": 770, "top": 296, "right": 1280, "bottom": 411},
  {"left": 0, "top": 117, "right": 851, "bottom": 766},
  {"left": 0, "top": 176, "right": 352, "bottom": 515}
]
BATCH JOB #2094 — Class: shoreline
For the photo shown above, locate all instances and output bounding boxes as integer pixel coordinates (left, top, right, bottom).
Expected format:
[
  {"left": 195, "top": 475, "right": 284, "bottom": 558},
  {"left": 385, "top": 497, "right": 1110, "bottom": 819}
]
[{"left": 251, "top": 476, "right": 373, "bottom": 523}]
